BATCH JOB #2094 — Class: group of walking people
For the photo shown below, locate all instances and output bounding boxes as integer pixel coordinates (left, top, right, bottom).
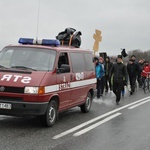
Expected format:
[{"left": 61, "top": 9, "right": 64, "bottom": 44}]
[{"left": 93, "top": 54, "right": 150, "bottom": 105}]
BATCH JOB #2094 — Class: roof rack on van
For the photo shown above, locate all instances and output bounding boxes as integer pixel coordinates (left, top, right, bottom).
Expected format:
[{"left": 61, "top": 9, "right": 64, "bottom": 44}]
[
  {"left": 56, "top": 28, "right": 82, "bottom": 48},
  {"left": 18, "top": 38, "right": 60, "bottom": 46}
]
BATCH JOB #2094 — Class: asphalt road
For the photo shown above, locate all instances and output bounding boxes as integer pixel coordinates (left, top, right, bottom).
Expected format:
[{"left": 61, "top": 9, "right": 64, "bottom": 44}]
[{"left": 0, "top": 88, "right": 150, "bottom": 150}]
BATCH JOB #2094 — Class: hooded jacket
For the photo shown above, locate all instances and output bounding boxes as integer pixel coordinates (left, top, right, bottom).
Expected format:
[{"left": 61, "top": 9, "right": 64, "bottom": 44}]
[
  {"left": 95, "top": 62, "right": 104, "bottom": 78},
  {"left": 104, "top": 56, "right": 113, "bottom": 76},
  {"left": 141, "top": 64, "right": 150, "bottom": 77},
  {"left": 127, "top": 62, "right": 139, "bottom": 77}
]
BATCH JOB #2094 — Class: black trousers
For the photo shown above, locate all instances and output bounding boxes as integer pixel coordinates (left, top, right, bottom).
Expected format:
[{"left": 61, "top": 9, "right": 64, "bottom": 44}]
[
  {"left": 101, "top": 76, "right": 105, "bottom": 95},
  {"left": 113, "top": 81, "right": 124, "bottom": 102},
  {"left": 105, "top": 75, "right": 112, "bottom": 91},
  {"left": 137, "top": 75, "right": 142, "bottom": 87},
  {"left": 129, "top": 76, "right": 136, "bottom": 92},
  {"left": 97, "top": 78, "right": 101, "bottom": 98}
]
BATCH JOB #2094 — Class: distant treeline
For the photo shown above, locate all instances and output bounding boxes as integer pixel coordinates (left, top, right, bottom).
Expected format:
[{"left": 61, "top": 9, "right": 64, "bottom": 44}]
[
  {"left": 127, "top": 49, "right": 150, "bottom": 61},
  {"left": 110, "top": 50, "right": 150, "bottom": 63}
]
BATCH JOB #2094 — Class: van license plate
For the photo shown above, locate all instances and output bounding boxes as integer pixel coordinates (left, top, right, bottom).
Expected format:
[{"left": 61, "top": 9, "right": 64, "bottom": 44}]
[{"left": 0, "top": 103, "right": 12, "bottom": 110}]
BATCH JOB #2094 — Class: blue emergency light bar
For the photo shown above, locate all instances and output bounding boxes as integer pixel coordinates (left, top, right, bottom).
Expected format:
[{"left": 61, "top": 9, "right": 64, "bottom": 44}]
[
  {"left": 19, "top": 38, "right": 34, "bottom": 44},
  {"left": 42, "top": 39, "right": 60, "bottom": 46},
  {"left": 18, "top": 38, "right": 60, "bottom": 46}
]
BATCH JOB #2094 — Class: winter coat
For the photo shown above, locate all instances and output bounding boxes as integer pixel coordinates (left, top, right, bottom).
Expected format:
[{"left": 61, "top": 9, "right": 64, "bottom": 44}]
[
  {"left": 104, "top": 61, "right": 113, "bottom": 76},
  {"left": 95, "top": 63, "right": 104, "bottom": 79},
  {"left": 141, "top": 65, "right": 150, "bottom": 77},
  {"left": 127, "top": 63, "right": 139, "bottom": 77},
  {"left": 110, "top": 62, "right": 128, "bottom": 83}
]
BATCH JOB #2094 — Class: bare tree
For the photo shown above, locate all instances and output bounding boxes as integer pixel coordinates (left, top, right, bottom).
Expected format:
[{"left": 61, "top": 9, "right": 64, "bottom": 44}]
[{"left": 128, "top": 49, "right": 150, "bottom": 61}]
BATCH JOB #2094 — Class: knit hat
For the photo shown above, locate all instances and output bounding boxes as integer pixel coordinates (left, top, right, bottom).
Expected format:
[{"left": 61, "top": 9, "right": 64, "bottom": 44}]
[
  {"left": 117, "top": 55, "right": 122, "bottom": 59},
  {"left": 129, "top": 59, "right": 134, "bottom": 62},
  {"left": 99, "top": 57, "right": 104, "bottom": 61},
  {"left": 131, "top": 55, "right": 136, "bottom": 58},
  {"left": 93, "top": 56, "right": 99, "bottom": 62},
  {"left": 106, "top": 56, "right": 110, "bottom": 59}
]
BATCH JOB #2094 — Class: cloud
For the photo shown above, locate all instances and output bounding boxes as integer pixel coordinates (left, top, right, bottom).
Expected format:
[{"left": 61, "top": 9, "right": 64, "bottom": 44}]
[{"left": 0, "top": 0, "right": 150, "bottom": 56}]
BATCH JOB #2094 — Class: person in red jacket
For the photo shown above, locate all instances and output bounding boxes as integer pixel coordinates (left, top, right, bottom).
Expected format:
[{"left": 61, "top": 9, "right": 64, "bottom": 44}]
[{"left": 141, "top": 61, "right": 150, "bottom": 86}]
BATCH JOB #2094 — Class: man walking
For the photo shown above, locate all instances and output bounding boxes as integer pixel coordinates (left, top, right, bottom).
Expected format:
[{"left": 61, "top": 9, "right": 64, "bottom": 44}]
[
  {"left": 127, "top": 59, "right": 139, "bottom": 95},
  {"left": 110, "top": 55, "right": 128, "bottom": 105},
  {"left": 138, "top": 59, "right": 145, "bottom": 88}
]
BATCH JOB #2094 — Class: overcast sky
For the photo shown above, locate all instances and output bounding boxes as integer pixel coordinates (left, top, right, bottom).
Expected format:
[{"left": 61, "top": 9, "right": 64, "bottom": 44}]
[{"left": 0, "top": 0, "right": 150, "bottom": 56}]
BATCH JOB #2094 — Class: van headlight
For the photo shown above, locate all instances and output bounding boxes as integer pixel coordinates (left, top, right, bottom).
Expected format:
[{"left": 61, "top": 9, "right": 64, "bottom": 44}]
[{"left": 24, "top": 87, "right": 45, "bottom": 94}]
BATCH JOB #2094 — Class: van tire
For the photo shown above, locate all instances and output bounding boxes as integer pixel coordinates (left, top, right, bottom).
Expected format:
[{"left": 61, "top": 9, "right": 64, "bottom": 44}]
[
  {"left": 40, "top": 100, "right": 58, "bottom": 127},
  {"left": 80, "top": 92, "right": 92, "bottom": 113}
]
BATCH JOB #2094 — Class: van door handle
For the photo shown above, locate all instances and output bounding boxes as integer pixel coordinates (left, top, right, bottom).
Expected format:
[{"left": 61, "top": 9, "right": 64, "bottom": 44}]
[{"left": 70, "top": 74, "right": 73, "bottom": 81}]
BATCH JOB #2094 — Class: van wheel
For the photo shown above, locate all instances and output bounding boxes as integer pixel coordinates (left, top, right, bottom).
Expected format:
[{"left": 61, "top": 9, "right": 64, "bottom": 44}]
[
  {"left": 80, "top": 92, "right": 92, "bottom": 113},
  {"left": 40, "top": 100, "right": 58, "bottom": 127}
]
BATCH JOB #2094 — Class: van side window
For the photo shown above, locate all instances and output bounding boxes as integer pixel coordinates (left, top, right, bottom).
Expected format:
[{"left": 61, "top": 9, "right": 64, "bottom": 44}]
[
  {"left": 70, "top": 52, "right": 84, "bottom": 72},
  {"left": 58, "top": 52, "right": 70, "bottom": 73},
  {"left": 84, "top": 53, "right": 94, "bottom": 71}
]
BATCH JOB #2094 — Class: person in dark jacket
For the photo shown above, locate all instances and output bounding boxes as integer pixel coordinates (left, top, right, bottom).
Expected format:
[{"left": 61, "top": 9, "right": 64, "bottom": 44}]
[
  {"left": 138, "top": 59, "right": 145, "bottom": 87},
  {"left": 93, "top": 57, "right": 104, "bottom": 99},
  {"left": 130, "top": 55, "right": 138, "bottom": 64},
  {"left": 110, "top": 55, "right": 128, "bottom": 105},
  {"left": 130, "top": 55, "right": 140, "bottom": 85},
  {"left": 127, "top": 59, "right": 139, "bottom": 95},
  {"left": 104, "top": 56, "right": 113, "bottom": 92}
]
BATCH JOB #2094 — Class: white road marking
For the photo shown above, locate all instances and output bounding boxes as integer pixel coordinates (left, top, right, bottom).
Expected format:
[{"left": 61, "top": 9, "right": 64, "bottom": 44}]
[
  {"left": 52, "top": 96, "right": 150, "bottom": 140},
  {"left": 73, "top": 113, "right": 122, "bottom": 137},
  {"left": 128, "top": 99, "right": 150, "bottom": 109}
]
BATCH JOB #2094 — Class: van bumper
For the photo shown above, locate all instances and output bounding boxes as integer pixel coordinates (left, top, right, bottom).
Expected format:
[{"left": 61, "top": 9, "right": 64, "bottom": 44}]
[{"left": 0, "top": 101, "right": 48, "bottom": 116}]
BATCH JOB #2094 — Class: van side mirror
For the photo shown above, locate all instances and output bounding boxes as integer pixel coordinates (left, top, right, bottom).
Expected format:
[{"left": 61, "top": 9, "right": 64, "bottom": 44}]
[{"left": 57, "top": 64, "right": 70, "bottom": 74}]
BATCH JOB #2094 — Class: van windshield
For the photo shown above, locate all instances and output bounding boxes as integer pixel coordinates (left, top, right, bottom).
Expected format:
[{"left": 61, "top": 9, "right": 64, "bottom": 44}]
[{"left": 0, "top": 47, "right": 56, "bottom": 71}]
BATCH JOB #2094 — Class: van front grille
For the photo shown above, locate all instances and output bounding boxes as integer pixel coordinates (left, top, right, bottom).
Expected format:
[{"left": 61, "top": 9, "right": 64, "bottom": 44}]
[{"left": 0, "top": 86, "right": 24, "bottom": 94}]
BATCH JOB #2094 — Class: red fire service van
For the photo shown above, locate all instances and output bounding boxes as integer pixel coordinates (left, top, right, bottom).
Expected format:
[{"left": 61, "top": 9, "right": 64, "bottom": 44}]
[{"left": 0, "top": 38, "right": 96, "bottom": 127}]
